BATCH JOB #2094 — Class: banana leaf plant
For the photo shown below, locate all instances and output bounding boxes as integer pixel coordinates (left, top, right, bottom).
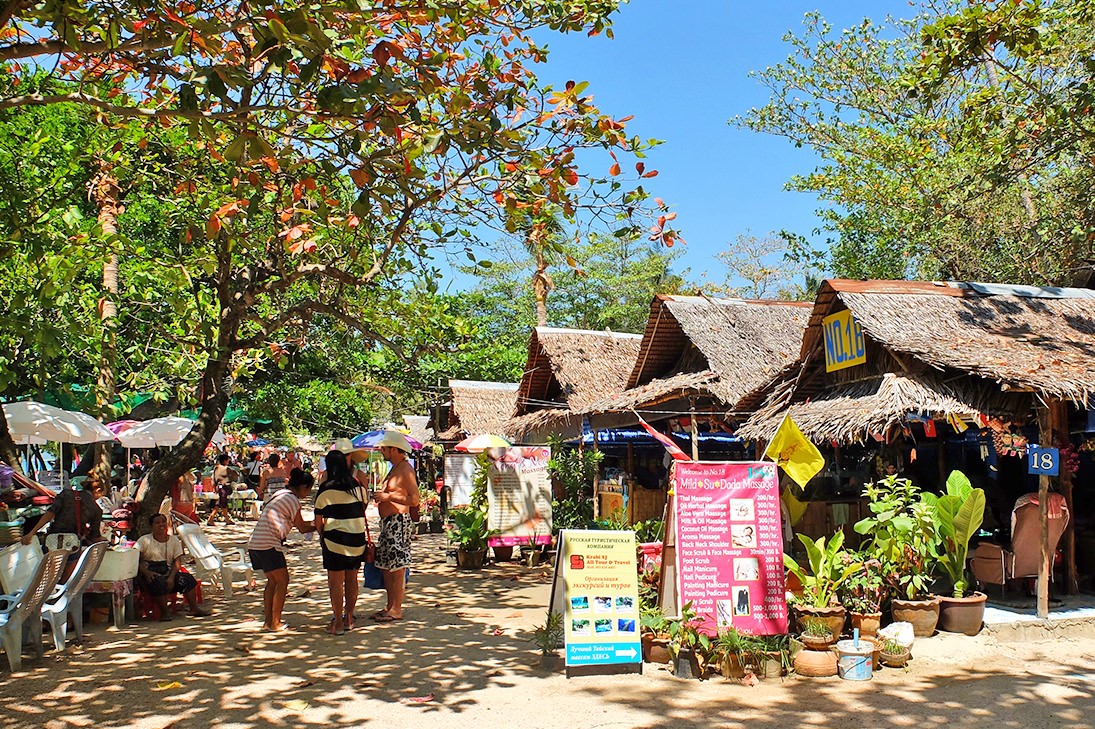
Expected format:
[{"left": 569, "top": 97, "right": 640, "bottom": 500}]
[
  {"left": 922, "top": 470, "right": 985, "bottom": 597},
  {"left": 783, "top": 530, "right": 860, "bottom": 608}
]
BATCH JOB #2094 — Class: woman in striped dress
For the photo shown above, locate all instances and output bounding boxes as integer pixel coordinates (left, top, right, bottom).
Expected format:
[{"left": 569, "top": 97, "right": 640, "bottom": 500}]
[{"left": 314, "top": 449, "right": 367, "bottom": 635}]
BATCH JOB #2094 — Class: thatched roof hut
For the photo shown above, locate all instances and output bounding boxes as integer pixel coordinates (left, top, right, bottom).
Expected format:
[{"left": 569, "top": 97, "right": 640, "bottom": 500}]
[
  {"left": 739, "top": 279, "right": 1095, "bottom": 443},
  {"left": 559, "top": 295, "right": 811, "bottom": 430},
  {"left": 401, "top": 415, "right": 434, "bottom": 446},
  {"left": 435, "top": 379, "right": 520, "bottom": 441},
  {"left": 508, "top": 327, "right": 643, "bottom": 440}
]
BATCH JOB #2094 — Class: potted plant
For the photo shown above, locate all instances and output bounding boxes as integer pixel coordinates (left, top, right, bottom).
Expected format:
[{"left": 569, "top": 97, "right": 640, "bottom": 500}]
[
  {"left": 923, "top": 469, "right": 988, "bottom": 635},
  {"left": 855, "top": 475, "right": 941, "bottom": 636},
  {"left": 640, "top": 606, "right": 671, "bottom": 664},
  {"left": 783, "top": 530, "right": 859, "bottom": 639},
  {"left": 710, "top": 627, "right": 746, "bottom": 679},
  {"left": 799, "top": 618, "right": 834, "bottom": 650},
  {"left": 878, "top": 637, "right": 911, "bottom": 668},
  {"left": 447, "top": 506, "right": 495, "bottom": 569},
  {"left": 838, "top": 552, "right": 886, "bottom": 637},
  {"left": 665, "top": 601, "right": 711, "bottom": 679},
  {"left": 741, "top": 633, "right": 791, "bottom": 680},
  {"left": 529, "top": 610, "right": 565, "bottom": 670}
]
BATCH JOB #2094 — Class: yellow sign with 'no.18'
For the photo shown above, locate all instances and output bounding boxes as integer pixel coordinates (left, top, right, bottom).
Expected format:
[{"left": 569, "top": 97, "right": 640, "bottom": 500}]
[{"left": 822, "top": 309, "right": 866, "bottom": 372}]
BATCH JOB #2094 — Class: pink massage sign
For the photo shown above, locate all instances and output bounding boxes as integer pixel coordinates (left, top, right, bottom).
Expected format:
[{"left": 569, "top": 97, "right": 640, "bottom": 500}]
[{"left": 673, "top": 461, "right": 788, "bottom": 636}]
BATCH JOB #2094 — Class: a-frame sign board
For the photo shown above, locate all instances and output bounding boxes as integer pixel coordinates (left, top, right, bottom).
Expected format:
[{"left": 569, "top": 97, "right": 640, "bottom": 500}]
[{"left": 547, "top": 529, "right": 643, "bottom": 677}]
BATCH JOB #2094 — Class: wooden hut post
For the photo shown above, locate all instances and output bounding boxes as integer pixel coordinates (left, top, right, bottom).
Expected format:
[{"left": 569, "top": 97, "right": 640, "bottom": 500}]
[
  {"left": 1036, "top": 405, "right": 1056, "bottom": 618},
  {"left": 689, "top": 397, "right": 699, "bottom": 461}
]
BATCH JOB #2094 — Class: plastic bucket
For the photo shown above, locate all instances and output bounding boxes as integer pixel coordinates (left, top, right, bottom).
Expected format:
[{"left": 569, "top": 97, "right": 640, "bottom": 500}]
[{"left": 836, "top": 639, "right": 873, "bottom": 681}]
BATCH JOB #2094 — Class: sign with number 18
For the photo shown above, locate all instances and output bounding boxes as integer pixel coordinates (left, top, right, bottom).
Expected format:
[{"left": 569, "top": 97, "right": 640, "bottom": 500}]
[{"left": 1027, "top": 446, "right": 1060, "bottom": 476}]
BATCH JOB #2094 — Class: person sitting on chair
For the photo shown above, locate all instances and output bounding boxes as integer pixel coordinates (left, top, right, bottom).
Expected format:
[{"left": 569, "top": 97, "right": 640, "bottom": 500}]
[{"left": 136, "top": 514, "right": 211, "bottom": 620}]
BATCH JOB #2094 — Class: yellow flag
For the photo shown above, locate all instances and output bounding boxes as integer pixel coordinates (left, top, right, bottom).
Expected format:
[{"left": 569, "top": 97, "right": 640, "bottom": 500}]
[{"left": 764, "top": 414, "right": 825, "bottom": 488}]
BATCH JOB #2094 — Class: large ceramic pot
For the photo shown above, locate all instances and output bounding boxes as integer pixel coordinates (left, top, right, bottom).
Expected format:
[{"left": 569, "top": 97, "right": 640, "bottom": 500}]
[
  {"left": 849, "top": 611, "right": 883, "bottom": 637},
  {"left": 641, "top": 634, "right": 671, "bottom": 664},
  {"left": 456, "top": 548, "right": 487, "bottom": 570},
  {"left": 793, "top": 604, "right": 846, "bottom": 641},
  {"left": 492, "top": 545, "right": 514, "bottom": 562},
  {"left": 891, "top": 596, "right": 941, "bottom": 637},
  {"left": 938, "top": 592, "right": 987, "bottom": 636},
  {"left": 794, "top": 647, "right": 838, "bottom": 677}
]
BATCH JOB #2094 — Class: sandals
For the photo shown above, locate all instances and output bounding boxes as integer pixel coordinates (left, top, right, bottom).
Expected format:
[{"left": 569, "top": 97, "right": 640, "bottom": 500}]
[
  {"left": 344, "top": 613, "right": 356, "bottom": 631},
  {"left": 327, "top": 618, "right": 345, "bottom": 635},
  {"left": 373, "top": 614, "right": 402, "bottom": 623}
]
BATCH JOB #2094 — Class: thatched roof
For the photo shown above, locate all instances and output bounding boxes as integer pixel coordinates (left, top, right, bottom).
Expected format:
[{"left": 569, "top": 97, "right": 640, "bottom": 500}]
[
  {"left": 436, "top": 380, "right": 519, "bottom": 441},
  {"left": 506, "top": 408, "right": 575, "bottom": 442},
  {"left": 741, "top": 279, "right": 1095, "bottom": 444},
  {"left": 799, "top": 280, "right": 1095, "bottom": 404},
  {"left": 401, "top": 415, "right": 434, "bottom": 446},
  {"left": 626, "top": 295, "right": 812, "bottom": 411},
  {"left": 739, "top": 371, "right": 1030, "bottom": 443},
  {"left": 578, "top": 370, "right": 721, "bottom": 417},
  {"left": 514, "top": 327, "right": 643, "bottom": 414}
]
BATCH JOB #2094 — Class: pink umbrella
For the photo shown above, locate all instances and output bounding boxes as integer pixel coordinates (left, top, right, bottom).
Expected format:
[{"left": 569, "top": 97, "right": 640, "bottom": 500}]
[{"left": 455, "top": 433, "right": 512, "bottom": 453}]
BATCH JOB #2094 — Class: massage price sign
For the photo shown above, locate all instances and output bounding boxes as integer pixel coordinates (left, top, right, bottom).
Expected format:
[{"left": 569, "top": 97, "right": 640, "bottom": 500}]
[
  {"left": 673, "top": 462, "right": 788, "bottom": 636},
  {"left": 823, "top": 309, "right": 866, "bottom": 372},
  {"left": 559, "top": 530, "right": 641, "bottom": 667}
]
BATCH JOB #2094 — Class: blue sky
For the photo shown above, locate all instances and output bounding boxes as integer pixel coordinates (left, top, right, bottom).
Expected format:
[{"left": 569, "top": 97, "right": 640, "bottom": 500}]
[{"left": 515, "top": 0, "right": 910, "bottom": 285}]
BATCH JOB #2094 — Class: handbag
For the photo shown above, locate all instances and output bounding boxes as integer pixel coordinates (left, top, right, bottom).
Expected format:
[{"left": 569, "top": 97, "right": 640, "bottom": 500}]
[{"left": 362, "top": 561, "right": 385, "bottom": 590}]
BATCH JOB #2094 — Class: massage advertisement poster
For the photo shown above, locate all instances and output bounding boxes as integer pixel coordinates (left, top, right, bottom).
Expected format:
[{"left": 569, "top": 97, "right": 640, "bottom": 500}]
[
  {"left": 486, "top": 447, "right": 553, "bottom": 546},
  {"left": 672, "top": 461, "right": 788, "bottom": 636},
  {"left": 560, "top": 530, "right": 641, "bottom": 667}
]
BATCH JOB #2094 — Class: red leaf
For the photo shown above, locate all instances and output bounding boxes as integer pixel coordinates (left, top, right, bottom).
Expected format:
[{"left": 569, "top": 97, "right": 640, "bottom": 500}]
[
  {"left": 608, "top": 162, "right": 621, "bottom": 176},
  {"left": 642, "top": 170, "right": 659, "bottom": 178},
  {"left": 635, "top": 162, "right": 645, "bottom": 175},
  {"left": 406, "top": 693, "right": 434, "bottom": 704},
  {"left": 349, "top": 168, "right": 370, "bottom": 188},
  {"left": 655, "top": 197, "right": 664, "bottom": 207},
  {"left": 563, "top": 168, "right": 578, "bottom": 185},
  {"left": 372, "top": 43, "right": 391, "bottom": 68},
  {"left": 134, "top": 19, "right": 148, "bottom": 31}
]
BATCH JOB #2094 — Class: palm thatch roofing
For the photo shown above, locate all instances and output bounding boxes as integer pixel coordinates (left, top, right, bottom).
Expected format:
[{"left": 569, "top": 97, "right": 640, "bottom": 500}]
[
  {"left": 740, "top": 279, "right": 1095, "bottom": 443},
  {"left": 514, "top": 327, "right": 643, "bottom": 415},
  {"left": 435, "top": 380, "right": 519, "bottom": 441},
  {"left": 560, "top": 296, "right": 810, "bottom": 427},
  {"left": 401, "top": 415, "right": 434, "bottom": 446}
]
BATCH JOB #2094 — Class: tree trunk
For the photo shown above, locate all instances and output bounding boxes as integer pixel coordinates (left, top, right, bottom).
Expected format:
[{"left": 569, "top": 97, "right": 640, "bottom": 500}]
[
  {"left": 134, "top": 231, "right": 240, "bottom": 536},
  {"left": 92, "top": 161, "right": 121, "bottom": 484}
]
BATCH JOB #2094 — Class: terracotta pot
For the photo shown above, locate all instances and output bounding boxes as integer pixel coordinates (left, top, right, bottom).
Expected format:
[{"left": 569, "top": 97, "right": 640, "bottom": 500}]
[
  {"left": 879, "top": 648, "right": 911, "bottom": 668},
  {"left": 849, "top": 611, "right": 882, "bottom": 637},
  {"left": 492, "top": 545, "right": 514, "bottom": 562},
  {"left": 641, "top": 634, "right": 671, "bottom": 664},
  {"left": 891, "top": 596, "right": 941, "bottom": 637},
  {"left": 793, "top": 604, "right": 846, "bottom": 641},
  {"left": 938, "top": 592, "right": 987, "bottom": 636},
  {"left": 718, "top": 654, "right": 745, "bottom": 679},
  {"left": 794, "top": 647, "right": 838, "bottom": 677},
  {"left": 456, "top": 548, "right": 487, "bottom": 569},
  {"left": 800, "top": 633, "right": 835, "bottom": 650}
]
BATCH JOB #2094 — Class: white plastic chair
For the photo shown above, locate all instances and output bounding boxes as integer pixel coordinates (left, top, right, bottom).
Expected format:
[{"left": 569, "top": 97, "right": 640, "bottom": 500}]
[
  {"left": 175, "top": 523, "right": 253, "bottom": 596},
  {"left": 0, "top": 549, "right": 68, "bottom": 671},
  {"left": 42, "top": 542, "right": 108, "bottom": 652}
]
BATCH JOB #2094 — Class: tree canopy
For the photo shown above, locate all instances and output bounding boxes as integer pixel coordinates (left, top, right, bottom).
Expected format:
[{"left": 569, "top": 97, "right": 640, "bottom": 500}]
[{"left": 739, "top": 1, "right": 1095, "bottom": 286}]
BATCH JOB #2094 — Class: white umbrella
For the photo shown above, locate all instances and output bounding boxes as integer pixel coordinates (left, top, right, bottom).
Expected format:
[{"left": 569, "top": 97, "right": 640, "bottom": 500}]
[
  {"left": 118, "top": 416, "right": 224, "bottom": 448},
  {"left": 3, "top": 400, "right": 115, "bottom": 486},
  {"left": 2, "top": 401, "right": 114, "bottom": 444}
]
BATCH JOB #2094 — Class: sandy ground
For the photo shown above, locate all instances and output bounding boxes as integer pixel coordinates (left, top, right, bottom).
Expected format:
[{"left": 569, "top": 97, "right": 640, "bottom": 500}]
[{"left": 3, "top": 517, "right": 1095, "bottom": 729}]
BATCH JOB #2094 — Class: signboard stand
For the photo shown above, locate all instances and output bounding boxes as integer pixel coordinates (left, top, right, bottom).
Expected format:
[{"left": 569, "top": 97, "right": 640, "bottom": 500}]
[
  {"left": 547, "top": 529, "right": 643, "bottom": 678},
  {"left": 659, "top": 462, "right": 788, "bottom": 635}
]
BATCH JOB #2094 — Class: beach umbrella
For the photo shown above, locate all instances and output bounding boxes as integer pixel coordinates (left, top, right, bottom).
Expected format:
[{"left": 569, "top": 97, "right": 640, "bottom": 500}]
[
  {"left": 455, "top": 433, "right": 512, "bottom": 453},
  {"left": 352, "top": 429, "right": 424, "bottom": 451},
  {"left": 2, "top": 401, "right": 115, "bottom": 444}
]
